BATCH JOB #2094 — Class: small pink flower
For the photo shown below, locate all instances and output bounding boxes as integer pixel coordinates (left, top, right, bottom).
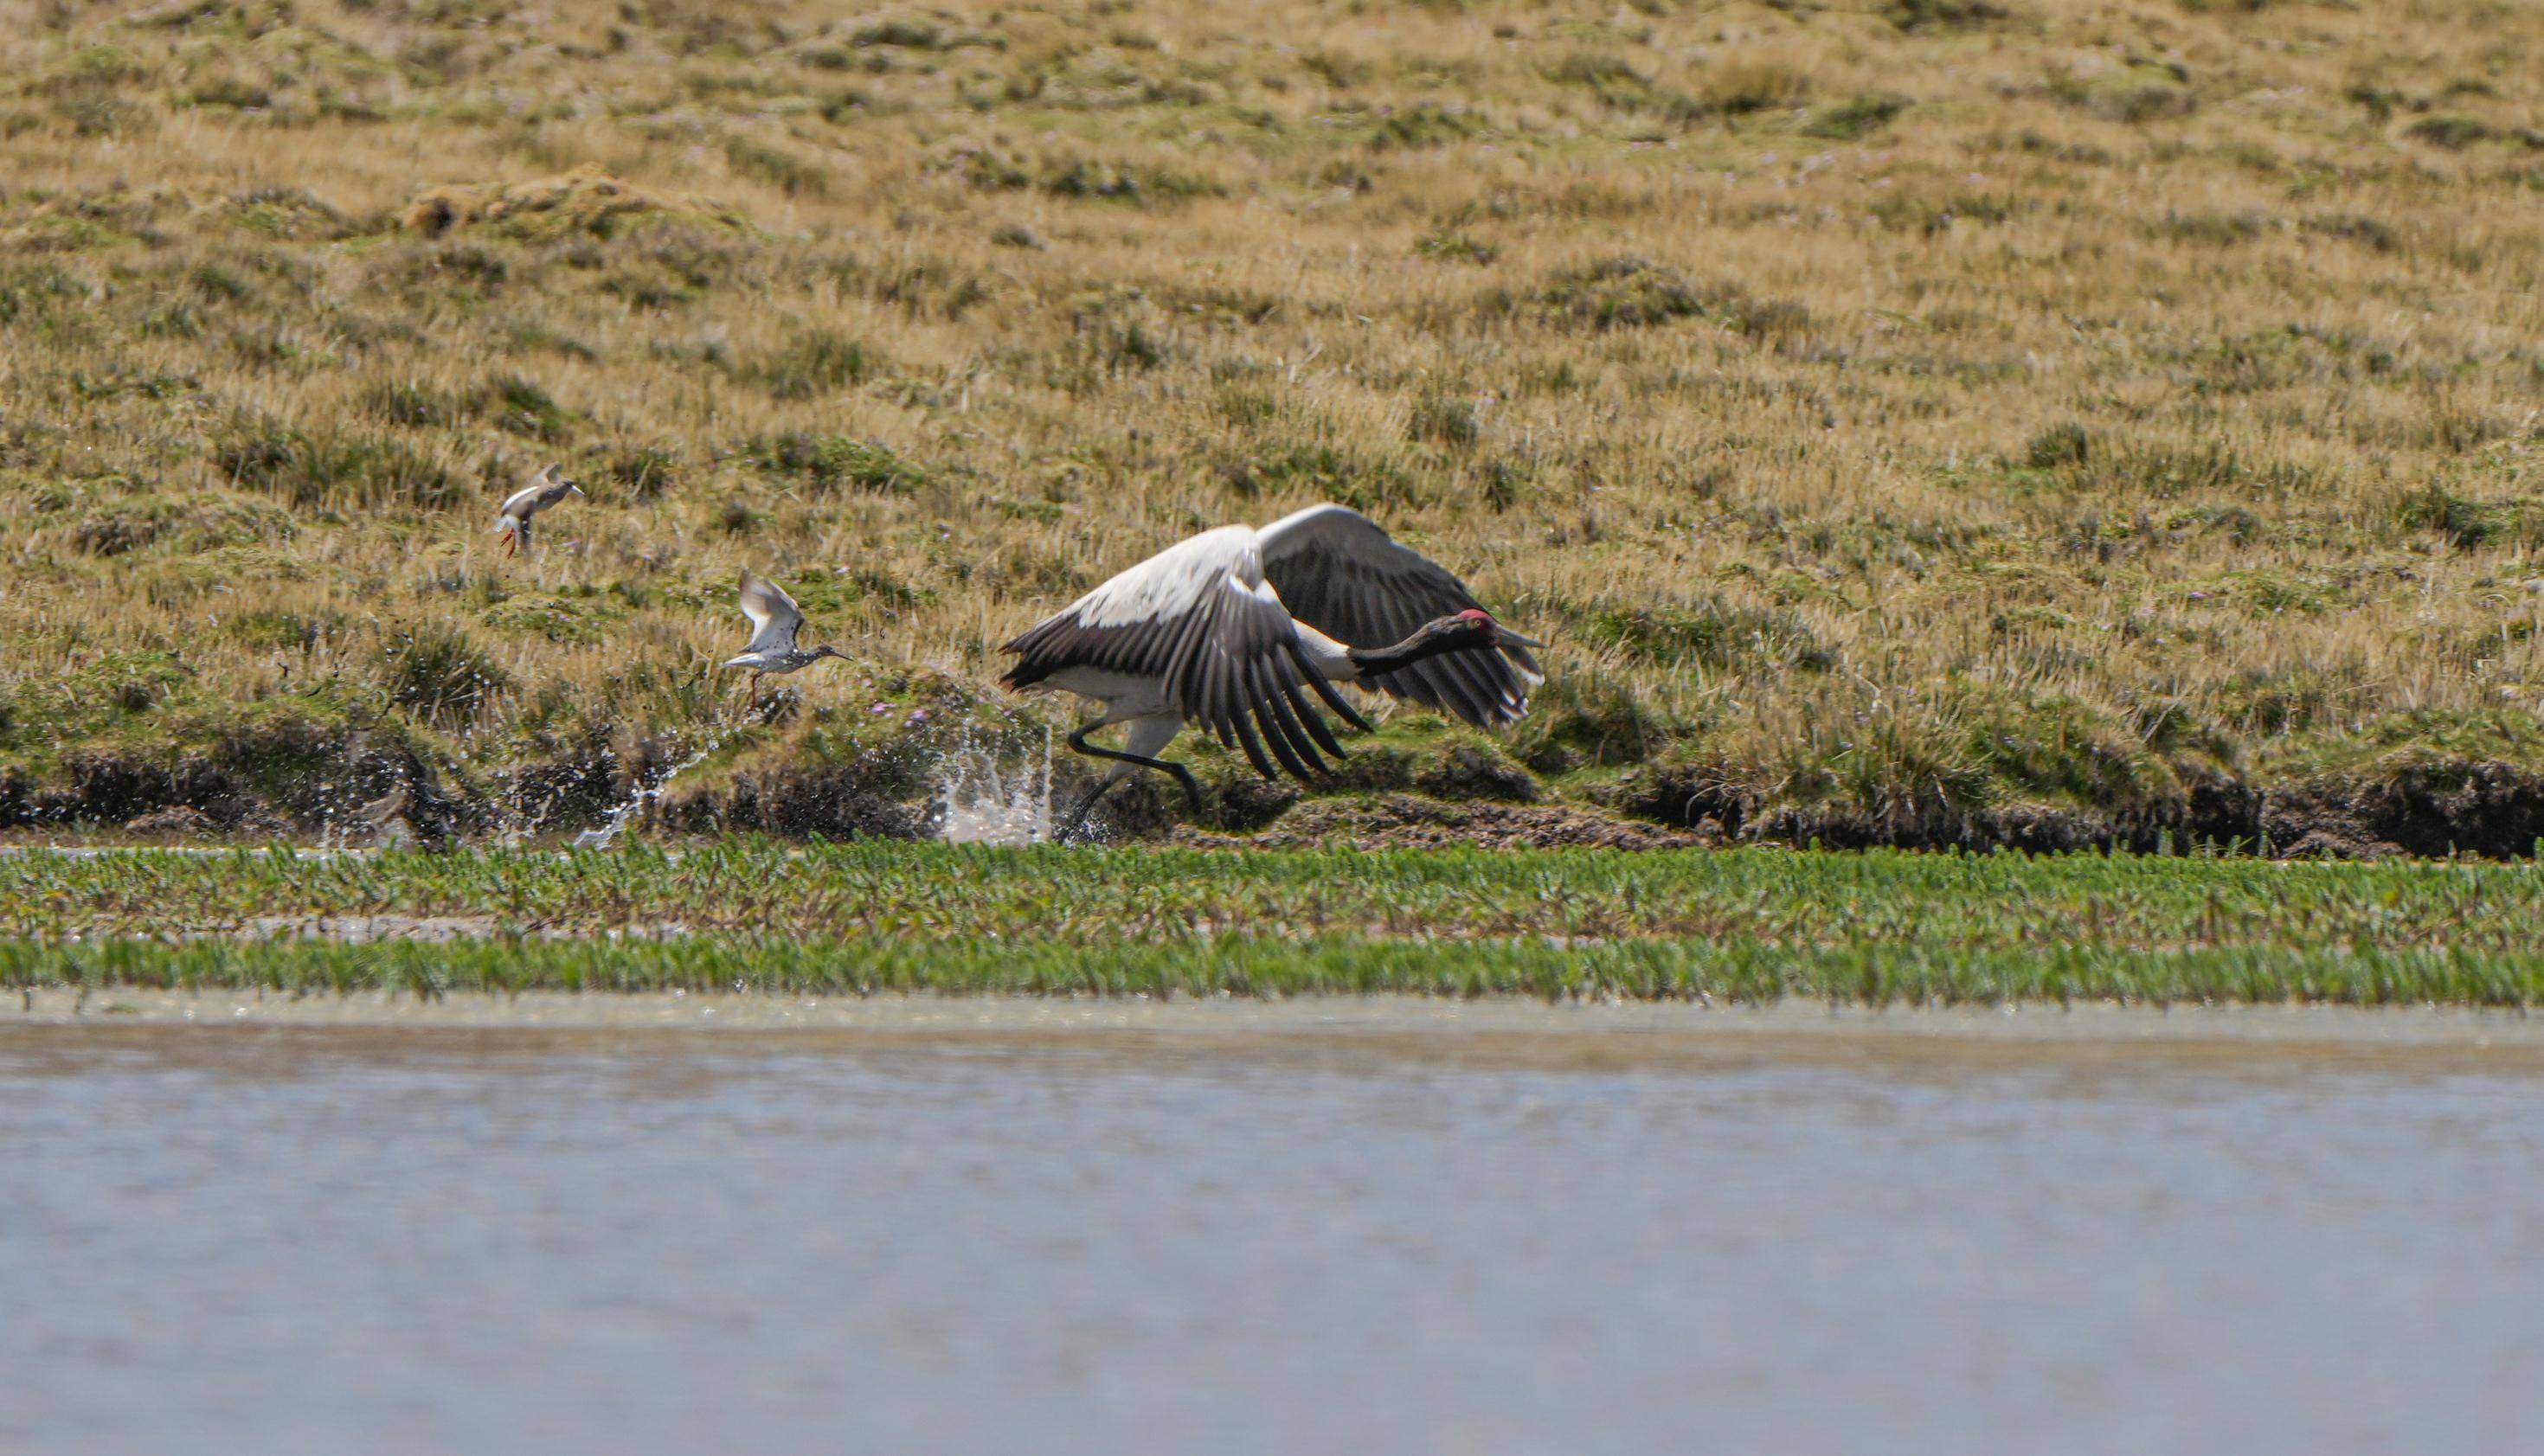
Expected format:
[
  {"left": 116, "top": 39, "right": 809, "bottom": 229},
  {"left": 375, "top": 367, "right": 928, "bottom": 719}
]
[{"left": 870, "top": 702, "right": 890, "bottom": 715}]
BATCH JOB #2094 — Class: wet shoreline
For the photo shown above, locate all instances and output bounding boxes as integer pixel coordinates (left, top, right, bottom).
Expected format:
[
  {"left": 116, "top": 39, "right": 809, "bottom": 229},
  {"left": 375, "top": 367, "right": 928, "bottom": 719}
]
[{"left": 11, "top": 990, "right": 2543, "bottom": 1072}]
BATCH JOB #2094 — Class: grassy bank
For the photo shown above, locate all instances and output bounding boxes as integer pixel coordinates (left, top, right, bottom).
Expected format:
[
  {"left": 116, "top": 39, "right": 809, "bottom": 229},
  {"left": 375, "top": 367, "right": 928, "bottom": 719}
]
[
  {"left": 3, "top": 0, "right": 2543, "bottom": 850},
  {"left": 5, "top": 842, "right": 2541, "bottom": 1004},
  {"left": 20, "top": 935, "right": 2544, "bottom": 1008}
]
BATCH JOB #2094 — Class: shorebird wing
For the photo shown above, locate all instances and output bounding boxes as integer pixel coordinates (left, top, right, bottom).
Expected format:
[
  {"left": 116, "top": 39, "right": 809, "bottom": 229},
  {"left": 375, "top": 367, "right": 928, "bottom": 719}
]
[
  {"left": 500, "top": 465, "right": 575, "bottom": 522},
  {"left": 1257, "top": 503, "right": 1540, "bottom": 728},
  {"left": 737, "top": 571, "right": 806, "bottom": 656}
]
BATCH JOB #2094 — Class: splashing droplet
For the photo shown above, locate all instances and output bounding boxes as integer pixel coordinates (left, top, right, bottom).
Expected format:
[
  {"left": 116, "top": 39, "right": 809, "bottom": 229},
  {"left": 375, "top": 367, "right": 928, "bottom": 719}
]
[
  {"left": 932, "top": 728, "right": 1055, "bottom": 845},
  {"left": 573, "top": 734, "right": 723, "bottom": 850}
]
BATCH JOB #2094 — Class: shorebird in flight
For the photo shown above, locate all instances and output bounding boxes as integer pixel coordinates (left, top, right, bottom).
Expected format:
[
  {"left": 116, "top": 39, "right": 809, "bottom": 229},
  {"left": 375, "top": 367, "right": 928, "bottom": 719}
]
[
  {"left": 493, "top": 463, "right": 582, "bottom": 557},
  {"left": 723, "top": 570, "right": 845, "bottom": 709}
]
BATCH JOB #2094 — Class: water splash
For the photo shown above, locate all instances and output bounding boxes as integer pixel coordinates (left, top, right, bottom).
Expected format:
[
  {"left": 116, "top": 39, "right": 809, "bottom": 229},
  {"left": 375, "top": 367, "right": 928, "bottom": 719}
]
[
  {"left": 572, "top": 736, "right": 723, "bottom": 850},
  {"left": 931, "top": 728, "right": 1057, "bottom": 845}
]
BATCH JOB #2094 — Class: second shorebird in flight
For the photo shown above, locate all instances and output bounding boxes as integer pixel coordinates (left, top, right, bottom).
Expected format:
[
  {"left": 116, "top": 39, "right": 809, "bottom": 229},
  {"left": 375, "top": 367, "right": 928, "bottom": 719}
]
[
  {"left": 493, "top": 462, "right": 582, "bottom": 557},
  {"left": 1001, "top": 503, "right": 1544, "bottom": 835},
  {"left": 723, "top": 570, "right": 845, "bottom": 709}
]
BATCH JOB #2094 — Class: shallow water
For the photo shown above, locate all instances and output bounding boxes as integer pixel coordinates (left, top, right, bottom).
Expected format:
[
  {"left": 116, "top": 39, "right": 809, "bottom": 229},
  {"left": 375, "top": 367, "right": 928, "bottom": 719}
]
[{"left": 5, "top": 1020, "right": 2541, "bottom": 1455}]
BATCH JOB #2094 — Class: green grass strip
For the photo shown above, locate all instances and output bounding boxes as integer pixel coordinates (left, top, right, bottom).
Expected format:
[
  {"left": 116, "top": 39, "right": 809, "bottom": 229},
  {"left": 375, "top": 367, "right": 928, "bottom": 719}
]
[
  {"left": 11, "top": 933, "right": 2543, "bottom": 1007},
  {"left": 3, "top": 840, "right": 2543, "bottom": 952}
]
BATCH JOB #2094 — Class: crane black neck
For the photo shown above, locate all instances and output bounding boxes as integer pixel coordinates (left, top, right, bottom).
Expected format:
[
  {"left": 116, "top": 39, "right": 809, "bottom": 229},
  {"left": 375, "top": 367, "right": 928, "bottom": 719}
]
[{"left": 1346, "top": 619, "right": 1486, "bottom": 678}]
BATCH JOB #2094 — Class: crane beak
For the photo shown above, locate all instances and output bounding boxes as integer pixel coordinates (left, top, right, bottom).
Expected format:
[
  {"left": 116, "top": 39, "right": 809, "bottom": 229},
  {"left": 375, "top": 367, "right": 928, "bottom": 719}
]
[
  {"left": 1495, "top": 626, "right": 1547, "bottom": 650},
  {"left": 568, "top": 484, "right": 586, "bottom": 497}
]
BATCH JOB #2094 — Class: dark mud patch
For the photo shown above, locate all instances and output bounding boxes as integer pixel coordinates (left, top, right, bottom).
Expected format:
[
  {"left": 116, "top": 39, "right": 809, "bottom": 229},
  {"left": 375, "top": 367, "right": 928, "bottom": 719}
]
[
  {"left": 1093, "top": 744, "right": 1539, "bottom": 842},
  {"left": 0, "top": 732, "right": 477, "bottom": 844},
  {"left": 2264, "top": 763, "right": 2544, "bottom": 859},
  {"left": 492, "top": 728, "right": 719, "bottom": 836},
  {"left": 1316, "top": 742, "right": 1542, "bottom": 804},
  {"left": 29, "top": 754, "right": 257, "bottom": 831},
  {"left": 9, "top": 730, "right": 2543, "bottom": 860},
  {"left": 1172, "top": 794, "right": 1719, "bottom": 852},
  {"left": 661, "top": 765, "right": 928, "bottom": 841},
  {"left": 0, "top": 728, "right": 939, "bottom": 847},
  {"left": 1620, "top": 762, "right": 2544, "bottom": 859},
  {"left": 121, "top": 805, "right": 221, "bottom": 839},
  {"left": 503, "top": 738, "right": 627, "bottom": 834},
  {"left": 1613, "top": 766, "right": 2195, "bottom": 855}
]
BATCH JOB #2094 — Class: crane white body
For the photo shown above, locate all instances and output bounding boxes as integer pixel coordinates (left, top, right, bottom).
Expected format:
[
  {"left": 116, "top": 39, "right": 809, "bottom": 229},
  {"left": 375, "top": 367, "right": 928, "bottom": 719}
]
[
  {"left": 1001, "top": 504, "right": 1543, "bottom": 827},
  {"left": 1035, "top": 524, "right": 1353, "bottom": 690}
]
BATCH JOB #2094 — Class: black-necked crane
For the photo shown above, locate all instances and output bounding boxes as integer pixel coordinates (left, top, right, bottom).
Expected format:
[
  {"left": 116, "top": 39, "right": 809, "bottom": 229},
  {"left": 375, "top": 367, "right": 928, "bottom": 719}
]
[
  {"left": 493, "top": 463, "right": 582, "bottom": 557},
  {"left": 723, "top": 570, "right": 845, "bottom": 709},
  {"left": 999, "top": 503, "right": 1545, "bottom": 837}
]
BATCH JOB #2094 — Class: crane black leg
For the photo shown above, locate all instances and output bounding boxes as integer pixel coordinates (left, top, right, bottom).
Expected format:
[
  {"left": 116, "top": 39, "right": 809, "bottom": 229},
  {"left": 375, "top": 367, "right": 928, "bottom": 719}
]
[
  {"left": 1060, "top": 724, "right": 1205, "bottom": 841},
  {"left": 1056, "top": 777, "right": 1120, "bottom": 843}
]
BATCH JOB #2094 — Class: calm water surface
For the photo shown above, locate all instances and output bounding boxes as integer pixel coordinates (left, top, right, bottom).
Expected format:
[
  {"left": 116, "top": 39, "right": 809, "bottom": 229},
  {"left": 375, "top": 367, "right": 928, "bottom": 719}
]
[{"left": 3, "top": 1019, "right": 2541, "bottom": 1455}]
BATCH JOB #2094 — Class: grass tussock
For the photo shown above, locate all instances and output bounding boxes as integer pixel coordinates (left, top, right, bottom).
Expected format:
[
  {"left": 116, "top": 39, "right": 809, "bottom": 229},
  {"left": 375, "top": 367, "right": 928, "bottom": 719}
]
[
  {"left": 402, "top": 166, "right": 749, "bottom": 240},
  {"left": 0, "top": 0, "right": 2540, "bottom": 846}
]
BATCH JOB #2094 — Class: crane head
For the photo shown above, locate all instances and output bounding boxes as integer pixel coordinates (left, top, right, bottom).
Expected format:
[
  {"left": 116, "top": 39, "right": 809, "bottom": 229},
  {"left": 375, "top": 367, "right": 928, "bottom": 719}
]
[{"left": 1448, "top": 608, "right": 1545, "bottom": 651}]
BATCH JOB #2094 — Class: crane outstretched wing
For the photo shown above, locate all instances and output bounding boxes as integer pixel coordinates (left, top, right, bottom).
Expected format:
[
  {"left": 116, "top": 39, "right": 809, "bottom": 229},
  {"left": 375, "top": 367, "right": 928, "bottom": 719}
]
[
  {"left": 1256, "top": 504, "right": 1541, "bottom": 728},
  {"left": 1000, "top": 529, "right": 1372, "bottom": 781},
  {"left": 738, "top": 571, "right": 806, "bottom": 656}
]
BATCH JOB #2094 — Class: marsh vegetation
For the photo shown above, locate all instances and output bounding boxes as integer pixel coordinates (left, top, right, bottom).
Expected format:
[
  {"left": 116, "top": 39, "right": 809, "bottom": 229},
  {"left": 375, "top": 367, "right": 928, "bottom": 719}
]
[
  {"left": 2, "top": 0, "right": 2541, "bottom": 850},
  {"left": 9, "top": 843, "right": 2544, "bottom": 1004}
]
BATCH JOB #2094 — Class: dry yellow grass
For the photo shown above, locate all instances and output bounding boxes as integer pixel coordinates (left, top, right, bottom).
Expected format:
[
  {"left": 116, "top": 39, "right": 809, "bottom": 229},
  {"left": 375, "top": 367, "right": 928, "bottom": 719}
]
[{"left": 3, "top": 0, "right": 2542, "bottom": 847}]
